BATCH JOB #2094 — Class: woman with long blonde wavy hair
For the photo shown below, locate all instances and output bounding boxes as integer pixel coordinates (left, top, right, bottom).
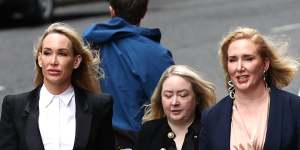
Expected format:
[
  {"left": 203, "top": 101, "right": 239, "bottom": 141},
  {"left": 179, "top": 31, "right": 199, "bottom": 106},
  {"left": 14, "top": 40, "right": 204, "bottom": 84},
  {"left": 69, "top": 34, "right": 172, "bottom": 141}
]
[{"left": 199, "top": 27, "right": 300, "bottom": 150}]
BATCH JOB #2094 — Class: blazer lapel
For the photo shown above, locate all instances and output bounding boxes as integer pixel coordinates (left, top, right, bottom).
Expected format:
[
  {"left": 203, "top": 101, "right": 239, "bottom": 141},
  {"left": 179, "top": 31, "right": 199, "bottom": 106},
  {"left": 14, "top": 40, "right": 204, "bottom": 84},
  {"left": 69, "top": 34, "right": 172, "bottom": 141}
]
[
  {"left": 23, "top": 87, "right": 44, "bottom": 150},
  {"left": 208, "top": 96, "right": 233, "bottom": 150},
  {"left": 263, "top": 87, "right": 283, "bottom": 150},
  {"left": 221, "top": 97, "right": 233, "bottom": 150},
  {"left": 73, "top": 87, "right": 92, "bottom": 150}
]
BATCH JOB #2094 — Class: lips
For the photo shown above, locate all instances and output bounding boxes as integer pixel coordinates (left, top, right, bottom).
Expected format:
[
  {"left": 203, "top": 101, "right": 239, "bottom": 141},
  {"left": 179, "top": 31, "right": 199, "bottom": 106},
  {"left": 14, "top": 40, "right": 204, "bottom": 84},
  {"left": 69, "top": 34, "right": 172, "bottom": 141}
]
[
  {"left": 47, "top": 69, "right": 61, "bottom": 76},
  {"left": 171, "top": 109, "right": 182, "bottom": 115},
  {"left": 236, "top": 75, "right": 249, "bottom": 83}
]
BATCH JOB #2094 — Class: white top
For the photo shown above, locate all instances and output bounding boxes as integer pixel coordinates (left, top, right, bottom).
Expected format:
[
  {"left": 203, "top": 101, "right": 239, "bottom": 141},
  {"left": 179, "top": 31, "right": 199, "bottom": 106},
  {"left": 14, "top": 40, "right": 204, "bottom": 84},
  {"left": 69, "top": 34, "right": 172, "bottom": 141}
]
[{"left": 38, "top": 84, "right": 76, "bottom": 150}]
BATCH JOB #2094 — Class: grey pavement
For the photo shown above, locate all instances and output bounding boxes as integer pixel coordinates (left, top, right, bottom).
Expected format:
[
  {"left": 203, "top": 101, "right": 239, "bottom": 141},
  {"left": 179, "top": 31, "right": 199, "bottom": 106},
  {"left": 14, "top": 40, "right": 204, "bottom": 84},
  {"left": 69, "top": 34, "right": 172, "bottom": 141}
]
[{"left": 0, "top": 0, "right": 300, "bottom": 114}]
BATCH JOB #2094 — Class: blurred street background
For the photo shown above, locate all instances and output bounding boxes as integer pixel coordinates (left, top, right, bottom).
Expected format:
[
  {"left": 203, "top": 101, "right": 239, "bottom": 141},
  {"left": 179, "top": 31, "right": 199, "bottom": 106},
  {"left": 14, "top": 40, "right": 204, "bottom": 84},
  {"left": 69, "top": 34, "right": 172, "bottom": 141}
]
[{"left": 0, "top": 0, "right": 300, "bottom": 114}]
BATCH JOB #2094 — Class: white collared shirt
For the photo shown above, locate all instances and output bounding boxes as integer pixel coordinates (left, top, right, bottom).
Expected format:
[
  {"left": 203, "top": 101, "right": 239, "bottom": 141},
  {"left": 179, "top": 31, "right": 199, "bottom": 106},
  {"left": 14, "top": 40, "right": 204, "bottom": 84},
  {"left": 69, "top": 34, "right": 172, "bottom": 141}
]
[{"left": 38, "top": 84, "right": 76, "bottom": 150}]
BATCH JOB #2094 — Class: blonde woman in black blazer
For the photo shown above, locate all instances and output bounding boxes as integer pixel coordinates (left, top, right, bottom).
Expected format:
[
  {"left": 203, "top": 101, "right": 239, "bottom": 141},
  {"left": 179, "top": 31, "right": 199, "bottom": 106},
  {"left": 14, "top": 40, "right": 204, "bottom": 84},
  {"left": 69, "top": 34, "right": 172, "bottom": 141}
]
[
  {"left": 138, "top": 65, "right": 216, "bottom": 150},
  {"left": 0, "top": 23, "right": 114, "bottom": 150}
]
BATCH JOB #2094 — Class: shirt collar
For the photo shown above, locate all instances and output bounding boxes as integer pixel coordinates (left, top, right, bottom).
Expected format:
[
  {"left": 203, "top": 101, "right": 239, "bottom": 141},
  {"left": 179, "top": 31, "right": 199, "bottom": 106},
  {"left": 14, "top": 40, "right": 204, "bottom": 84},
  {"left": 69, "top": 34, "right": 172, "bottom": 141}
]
[{"left": 40, "top": 84, "right": 75, "bottom": 108}]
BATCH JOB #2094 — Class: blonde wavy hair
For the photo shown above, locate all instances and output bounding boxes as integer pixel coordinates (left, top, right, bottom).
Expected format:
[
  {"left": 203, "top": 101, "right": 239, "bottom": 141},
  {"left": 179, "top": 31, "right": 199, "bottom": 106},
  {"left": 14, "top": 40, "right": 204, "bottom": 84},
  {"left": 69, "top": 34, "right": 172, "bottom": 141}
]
[
  {"left": 33, "top": 22, "right": 101, "bottom": 93},
  {"left": 219, "top": 27, "right": 299, "bottom": 89},
  {"left": 143, "top": 65, "right": 216, "bottom": 122}
]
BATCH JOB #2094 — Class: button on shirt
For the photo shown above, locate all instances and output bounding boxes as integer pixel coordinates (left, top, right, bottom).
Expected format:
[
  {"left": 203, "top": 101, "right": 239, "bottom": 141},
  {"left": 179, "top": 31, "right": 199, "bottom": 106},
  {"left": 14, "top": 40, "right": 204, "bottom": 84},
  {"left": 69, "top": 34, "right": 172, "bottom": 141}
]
[{"left": 38, "top": 85, "right": 76, "bottom": 150}]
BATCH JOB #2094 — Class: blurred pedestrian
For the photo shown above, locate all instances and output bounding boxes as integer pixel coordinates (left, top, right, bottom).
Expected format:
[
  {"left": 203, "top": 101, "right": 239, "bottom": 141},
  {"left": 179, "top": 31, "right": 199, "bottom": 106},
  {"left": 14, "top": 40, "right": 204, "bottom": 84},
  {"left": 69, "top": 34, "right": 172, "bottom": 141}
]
[
  {"left": 0, "top": 22, "right": 114, "bottom": 150},
  {"left": 138, "top": 65, "right": 216, "bottom": 150},
  {"left": 83, "top": 0, "right": 175, "bottom": 149},
  {"left": 199, "top": 27, "right": 300, "bottom": 150}
]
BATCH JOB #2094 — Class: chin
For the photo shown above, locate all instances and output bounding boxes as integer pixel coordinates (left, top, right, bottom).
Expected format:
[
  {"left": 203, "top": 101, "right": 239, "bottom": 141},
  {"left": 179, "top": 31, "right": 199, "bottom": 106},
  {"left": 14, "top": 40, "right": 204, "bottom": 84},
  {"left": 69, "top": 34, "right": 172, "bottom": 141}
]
[
  {"left": 235, "top": 83, "right": 250, "bottom": 89},
  {"left": 236, "top": 86, "right": 251, "bottom": 92},
  {"left": 236, "top": 85, "right": 247, "bottom": 89},
  {"left": 170, "top": 116, "right": 183, "bottom": 121}
]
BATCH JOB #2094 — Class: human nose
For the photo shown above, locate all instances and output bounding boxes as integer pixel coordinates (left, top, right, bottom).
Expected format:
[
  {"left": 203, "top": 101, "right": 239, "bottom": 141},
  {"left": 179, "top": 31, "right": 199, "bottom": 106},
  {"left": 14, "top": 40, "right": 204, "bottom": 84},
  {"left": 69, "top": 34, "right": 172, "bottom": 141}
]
[
  {"left": 171, "top": 95, "right": 179, "bottom": 105},
  {"left": 237, "top": 59, "right": 244, "bottom": 72},
  {"left": 50, "top": 54, "right": 58, "bottom": 65}
]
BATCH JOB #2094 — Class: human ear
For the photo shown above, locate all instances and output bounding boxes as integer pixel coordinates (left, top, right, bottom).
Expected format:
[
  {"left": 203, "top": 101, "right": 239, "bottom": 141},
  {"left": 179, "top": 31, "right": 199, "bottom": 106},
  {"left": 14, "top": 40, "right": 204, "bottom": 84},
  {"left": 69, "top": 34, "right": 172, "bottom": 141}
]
[
  {"left": 74, "top": 55, "right": 82, "bottom": 69},
  {"left": 38, "top": 52, "right": 42, "bottom": 68},
  {"left": 264, "top": 58, "right": 270, "bottom": 72},
  {"left": 109, "top": 5, "right": 116, "bottom": 17}
]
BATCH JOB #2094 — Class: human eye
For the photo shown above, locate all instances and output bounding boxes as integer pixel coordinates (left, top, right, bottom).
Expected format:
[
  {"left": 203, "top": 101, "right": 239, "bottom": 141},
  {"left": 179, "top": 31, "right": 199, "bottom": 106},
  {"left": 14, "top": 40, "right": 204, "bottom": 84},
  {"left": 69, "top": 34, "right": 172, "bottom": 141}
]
[
  {"left": 59, "top": 52, "right": 67, "bottom": 56},
  {"left": 163, "top": 92, "right": 173, "bottom": 99},
  {"left": 228, "top": 57, "right": 237, "bottom": 63},
  {"left": 179, "top": 91, "right": 189, "bottom": 98},
  {"left": 244, "top": 56, "right": 254, "bottom": 61},
  {"left": 57, "top": 49, "right": 69, "bottom": 56},
  {"left": 42, "top": 49, "right": 51, "bottom": 56}
]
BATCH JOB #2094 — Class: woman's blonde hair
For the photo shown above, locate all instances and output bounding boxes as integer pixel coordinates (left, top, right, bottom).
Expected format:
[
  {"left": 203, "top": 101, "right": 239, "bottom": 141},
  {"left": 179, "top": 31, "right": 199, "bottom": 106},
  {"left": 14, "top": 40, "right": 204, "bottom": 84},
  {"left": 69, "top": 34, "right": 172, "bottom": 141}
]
[
  {"left": 219, "top": 27, "right": 299, "bottom": 89},
  {"left": 143, "top": 65, "right": 216, "bottom": 122},
  {"left": 33, "top": 22, "right": 101, "bottom": 93}
]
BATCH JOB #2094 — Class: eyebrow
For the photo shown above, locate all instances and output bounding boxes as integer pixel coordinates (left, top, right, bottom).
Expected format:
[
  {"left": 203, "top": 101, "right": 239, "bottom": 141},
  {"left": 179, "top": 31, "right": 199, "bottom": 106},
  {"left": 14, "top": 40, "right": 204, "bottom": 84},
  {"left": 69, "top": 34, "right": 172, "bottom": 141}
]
[
  {"left": 42, "top": 47, "right": 70, "bottom": 51},
  {"left": 57, "top": 48, "right": 71, "bottom": 52},
  {"left": 163, "top": 89, "right": 189, "bottom": 93},
  {"left": 228, "top": 54, "right": 256, "bottom": 58}
]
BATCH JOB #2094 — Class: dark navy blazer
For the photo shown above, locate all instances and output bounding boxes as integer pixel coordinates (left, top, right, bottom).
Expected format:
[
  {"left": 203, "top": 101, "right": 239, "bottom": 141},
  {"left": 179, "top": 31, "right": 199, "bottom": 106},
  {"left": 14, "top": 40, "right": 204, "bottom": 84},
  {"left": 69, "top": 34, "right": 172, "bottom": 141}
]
[{"left": 199, "top": 86, "right": 300, "bottom": 150}]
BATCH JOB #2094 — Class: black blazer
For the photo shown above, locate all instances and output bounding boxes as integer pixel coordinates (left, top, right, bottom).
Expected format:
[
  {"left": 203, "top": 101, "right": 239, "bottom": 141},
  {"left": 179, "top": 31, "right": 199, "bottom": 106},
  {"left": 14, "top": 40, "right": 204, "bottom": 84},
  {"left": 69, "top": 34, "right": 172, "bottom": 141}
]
[
  {"left": 199, "top": 86, "right": 300, "bottom": 150},
  {"left": 0, "top": 86, "right": 114, "bottom": 150},
  {"left": 138, "top": 117, "right": 200, "bottom": 150}
]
